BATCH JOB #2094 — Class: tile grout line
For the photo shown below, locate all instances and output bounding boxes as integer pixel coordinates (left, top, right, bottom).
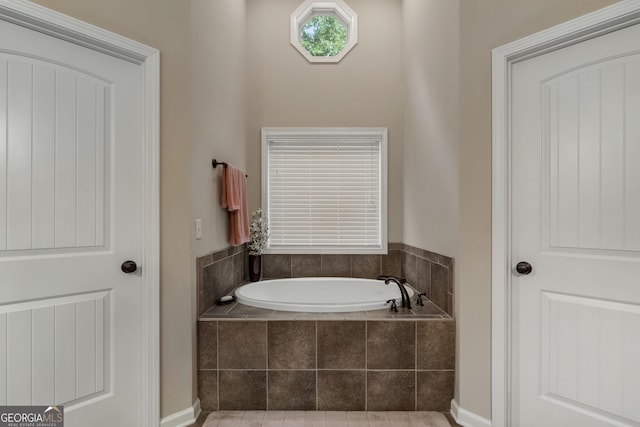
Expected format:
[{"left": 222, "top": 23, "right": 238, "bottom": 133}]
[
  {"left": 415, "top": 320, "right": 418, "bottom": 412},
  {"left": 206, "top": 367, "right": 444, "bottom": 372},
  {"left": 265, "top": 321, "right": 269, "bottom": 411},
  {"left": 315, "top": 320, "right": 318, "bottom": 411},
  {"left": 365, "top": 320, "right": 368, "bottom": 411},
  {"left": 216, "top": 320, "right": 219, "bottom": 412}
]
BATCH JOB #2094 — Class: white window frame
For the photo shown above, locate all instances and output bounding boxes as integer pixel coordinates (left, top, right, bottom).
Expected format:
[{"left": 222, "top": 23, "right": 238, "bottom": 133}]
[
  {"left": 262, "top": 127, "right": 388, "bottom": 254},
  {"left": 290, "top": 0, "right": 358, "bottom": 63}
]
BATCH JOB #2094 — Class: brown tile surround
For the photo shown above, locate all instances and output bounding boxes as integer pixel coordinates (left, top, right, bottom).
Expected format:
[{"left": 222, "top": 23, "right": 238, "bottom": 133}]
[
  {"left": 268, "top": 321, "right": 316, "bottom": 369},
  {"left": 367, "top": 371, "right": 416, "bottom": 411},
  {"left": 201, "top": 299, "right": 449, "bottom": 320},
  {"left": 197, "top": 319, "right": 455, "bottom": 411},
  {"left": 367, "top": 321, "right": 416, "bottom": 370},
  {"left": 197, "top": 244, "right": 247, "bottom": 316},
  {"left": 317, "top": 321, "right": 366, "bottom": 369},
  {"left": 195, "top": 243, "right": 456, "bottom": 412},
  {"left": 218, "top": 370, "right": 267, "bottom": 410},
  {"left": 268, "top": 370, "right": 316, "bottom": 410},
  {"left": 317, "top": 370, "right": 366, "bottom": 411}
]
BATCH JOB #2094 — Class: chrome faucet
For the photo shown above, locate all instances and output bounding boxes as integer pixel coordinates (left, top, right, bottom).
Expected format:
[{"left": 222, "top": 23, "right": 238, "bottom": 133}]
[{"left": 378, "top": 276, "right": 411, "bottom": 310}]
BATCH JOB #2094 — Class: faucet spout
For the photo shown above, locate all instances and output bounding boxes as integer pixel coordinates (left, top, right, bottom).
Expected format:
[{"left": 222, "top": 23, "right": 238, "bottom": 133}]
[{"left": 383, "top": 277, "right": 412, "bottom": 310}]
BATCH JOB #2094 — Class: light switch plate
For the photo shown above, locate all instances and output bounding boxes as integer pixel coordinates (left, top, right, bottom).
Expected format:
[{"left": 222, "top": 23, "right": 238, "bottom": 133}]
[{"left": 195, "top": 219, "right": 202, "bottom": 240}]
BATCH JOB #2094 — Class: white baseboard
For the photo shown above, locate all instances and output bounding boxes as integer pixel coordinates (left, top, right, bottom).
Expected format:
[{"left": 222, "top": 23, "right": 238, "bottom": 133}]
[
  {"left": 451, "top": 399, "right": 492, "bottom": 427},
  {"left": 160, "top": 399, "right": 201, "bottom": 427}
]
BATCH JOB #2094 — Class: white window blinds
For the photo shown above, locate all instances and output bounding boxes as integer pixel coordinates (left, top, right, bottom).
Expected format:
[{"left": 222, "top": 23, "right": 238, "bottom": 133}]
[{"left": 262, "top": 128, "right": 387, "bottom": 254}]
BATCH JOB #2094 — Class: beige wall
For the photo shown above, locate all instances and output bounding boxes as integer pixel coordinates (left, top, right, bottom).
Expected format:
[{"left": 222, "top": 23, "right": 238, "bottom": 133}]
[
  {"left": 190, "top": 0, "right": 248, "bottom": 401},
  {"left": 402, "top": 0, "right": 459, "bottom": 258},
  {"left": 246, "top": 0, "right": 404, "bottom": 242},
  {"left": 457, "top": 0, "right": 618, "bottom": 419},
  {"left": 191, "top": 0, "right": 248, "bottom": 257},
  {"left": 31, "top": 0, "right": 194, "bottom": 418}
]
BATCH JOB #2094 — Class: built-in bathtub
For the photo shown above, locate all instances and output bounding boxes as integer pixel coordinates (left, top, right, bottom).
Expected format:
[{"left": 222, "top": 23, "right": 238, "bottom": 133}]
[
  {"left": 196, "top": 245, "right": 455, "bottom": 412},
  {"left": 234, "top": 277, "right": 414, "bottom": 312}
]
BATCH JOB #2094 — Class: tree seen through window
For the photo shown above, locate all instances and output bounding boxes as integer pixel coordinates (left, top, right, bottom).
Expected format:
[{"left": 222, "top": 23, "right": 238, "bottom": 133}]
[{"left": 300, "top": 15, "right": 347, "bottom": 57}]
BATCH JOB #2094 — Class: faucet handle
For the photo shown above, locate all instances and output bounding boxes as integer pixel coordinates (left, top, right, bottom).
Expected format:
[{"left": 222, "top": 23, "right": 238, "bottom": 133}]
[
  {"left": 386, "top": 299, "right": 398, "bottom": 313},
  {"left": 377, "top": 275, "right": 407, "bottom": 284},
  {"left": 416, "top": 292, "right": 427, "bottom": 306}
]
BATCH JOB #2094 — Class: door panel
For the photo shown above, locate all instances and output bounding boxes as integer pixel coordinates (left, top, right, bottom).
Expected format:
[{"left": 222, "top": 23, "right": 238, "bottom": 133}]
[
  {"left": 512, "top": 22, "right": 640, "bottom": 427},
  {"left": 0, "top": 54, "right": 110, "bottom": 253},
  {"left": 542, "top": 55, "right": 640, "bottom": 255},
  {"left": 0, "top": 292, "right": 111, "bottom": 406},
  {"left": 540, "top": 292, "right": 640, "bottom": 424}
]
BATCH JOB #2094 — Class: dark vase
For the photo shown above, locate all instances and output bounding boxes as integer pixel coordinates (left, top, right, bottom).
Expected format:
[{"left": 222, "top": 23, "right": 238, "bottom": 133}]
[{"left": 248, "top": 254, "right": 262, "bottom": 282}]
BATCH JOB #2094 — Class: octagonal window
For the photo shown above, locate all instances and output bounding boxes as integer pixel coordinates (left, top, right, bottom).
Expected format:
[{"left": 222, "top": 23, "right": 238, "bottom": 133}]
[{"left": 291, "top": 0, "right": 358, "bottom": 63}]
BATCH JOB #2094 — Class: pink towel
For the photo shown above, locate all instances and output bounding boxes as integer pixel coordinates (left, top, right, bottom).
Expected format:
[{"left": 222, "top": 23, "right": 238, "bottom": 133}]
[{"left": 221, "top": 164, "right": 249, "bottom": 246}]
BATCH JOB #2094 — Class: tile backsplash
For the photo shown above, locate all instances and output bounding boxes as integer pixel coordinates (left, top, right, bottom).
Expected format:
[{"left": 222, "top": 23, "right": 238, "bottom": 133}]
[
  {"left": 262, "top": 244, "right": 454, "bottom": 317},
  {"left": 197, "top": 244, "right": 247, "bottom": 316},
  {"left": 197, "top": 243, "right": 454, "bottom": 317}
]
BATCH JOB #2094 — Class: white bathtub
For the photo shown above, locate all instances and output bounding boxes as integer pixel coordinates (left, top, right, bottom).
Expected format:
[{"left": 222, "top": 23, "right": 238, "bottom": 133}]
[{"left": 234, "top": 277, "right": 414, "bottom": 312}]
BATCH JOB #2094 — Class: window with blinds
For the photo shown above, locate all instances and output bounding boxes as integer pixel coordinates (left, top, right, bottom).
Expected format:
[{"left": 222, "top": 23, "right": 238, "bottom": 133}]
[{"left": 261, "top": 128, "right": 388, "bottom": 254}]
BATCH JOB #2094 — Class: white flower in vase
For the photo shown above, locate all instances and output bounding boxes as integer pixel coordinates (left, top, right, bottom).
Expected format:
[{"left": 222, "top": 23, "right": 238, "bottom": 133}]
[{"left": 248, "top": 208, "right": 270, "bottom": 256}]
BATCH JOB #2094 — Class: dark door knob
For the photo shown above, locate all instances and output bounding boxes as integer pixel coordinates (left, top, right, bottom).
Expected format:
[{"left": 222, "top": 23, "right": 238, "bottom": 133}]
[
  {"left": 516, "top": 261, "right": 532, "bottom": 275},
  {"left": 121, "top": 260, "right": 137, "bottom": 274}
]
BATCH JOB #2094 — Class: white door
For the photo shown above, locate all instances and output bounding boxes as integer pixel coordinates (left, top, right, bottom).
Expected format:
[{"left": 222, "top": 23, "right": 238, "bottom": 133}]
[
  {"left": 0, "top": 14, "right": 145, "bottom": 427},
  {"left": 512, "top": 22, "right": 640, "bottom": 426}
]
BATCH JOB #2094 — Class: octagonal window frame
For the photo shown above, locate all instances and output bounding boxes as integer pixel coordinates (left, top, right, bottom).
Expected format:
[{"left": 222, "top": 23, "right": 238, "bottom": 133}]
[{"left": 290, "top": 0, "right": 358, "bottom": 63}]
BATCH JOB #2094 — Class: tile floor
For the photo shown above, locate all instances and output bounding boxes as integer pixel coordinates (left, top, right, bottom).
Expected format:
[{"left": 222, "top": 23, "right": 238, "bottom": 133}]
[{"left": 189, "top": 411, "right": 460, "bottom": 427}]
